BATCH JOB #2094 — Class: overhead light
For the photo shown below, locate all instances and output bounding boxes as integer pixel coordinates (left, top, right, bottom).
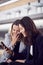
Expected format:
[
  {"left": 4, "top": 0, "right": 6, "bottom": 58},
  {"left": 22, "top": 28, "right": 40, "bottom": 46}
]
[
  {"left": 31, "top": 2, "right": 43, "bottom": 7},
  {"left": 0, "top": 0, "right": 19, "bottom": 7}
]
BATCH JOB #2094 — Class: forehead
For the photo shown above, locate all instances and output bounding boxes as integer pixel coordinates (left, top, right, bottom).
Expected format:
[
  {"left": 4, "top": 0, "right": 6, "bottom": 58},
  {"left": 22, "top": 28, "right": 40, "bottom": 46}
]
[
  {"left": 19, "top": 24, "right": 24, "bottom": 28},
  {"left": 13, "top": 25, "right": 19, "bottom": 29}
]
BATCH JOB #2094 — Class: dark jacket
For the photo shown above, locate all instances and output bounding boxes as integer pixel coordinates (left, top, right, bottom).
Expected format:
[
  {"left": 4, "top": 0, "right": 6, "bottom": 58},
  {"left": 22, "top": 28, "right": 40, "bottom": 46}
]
[{"left": 25, "top": 34, "right": 43, "bottom": 65}]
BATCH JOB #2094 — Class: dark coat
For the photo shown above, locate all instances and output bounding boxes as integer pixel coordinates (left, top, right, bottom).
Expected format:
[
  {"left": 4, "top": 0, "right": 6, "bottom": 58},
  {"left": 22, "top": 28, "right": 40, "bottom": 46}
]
[{"left": 25, "top": 34, "right": 43, "bottom": 65}]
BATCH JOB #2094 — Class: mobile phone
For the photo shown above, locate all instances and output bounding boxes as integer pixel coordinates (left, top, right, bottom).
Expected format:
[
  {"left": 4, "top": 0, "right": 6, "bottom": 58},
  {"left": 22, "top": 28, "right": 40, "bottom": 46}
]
[
  {"left": 18, "top": 33, "right": 23, "bottom": 40},
  {"left": 1, "top": 41, "right": 10, "bottom": 50}
]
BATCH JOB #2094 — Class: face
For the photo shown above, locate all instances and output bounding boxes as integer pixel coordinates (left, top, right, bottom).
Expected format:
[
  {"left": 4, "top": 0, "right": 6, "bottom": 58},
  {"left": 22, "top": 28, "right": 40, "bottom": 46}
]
[
  {"left": 12, "top": 25, "right": 20, "bottom": 36},
  {"left": 19, "top": 24, "right": 27, "bottom": 37}
]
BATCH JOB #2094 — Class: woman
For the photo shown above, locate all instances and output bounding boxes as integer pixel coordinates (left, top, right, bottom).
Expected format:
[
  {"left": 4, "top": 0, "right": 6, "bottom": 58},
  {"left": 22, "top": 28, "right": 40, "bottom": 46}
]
[
  {"left": 9, "top": 16, "right": 43, "bottom": 65},
  {"left": 0, "top": 19, "right": 27, "bottom": 64},
  {"left": 18, "top": 16, "right": 43, "bottom": 65},
  {"left": 0, "top": 20, "right": 20, "bottom": 63},
  {"left": 6, "top": 19, "right": 28, "bottom": 63}
]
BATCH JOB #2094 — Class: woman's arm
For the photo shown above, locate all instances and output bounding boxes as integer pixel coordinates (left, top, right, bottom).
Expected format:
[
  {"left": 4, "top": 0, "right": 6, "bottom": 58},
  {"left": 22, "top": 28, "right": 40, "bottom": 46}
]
[
  {"left": 3, "top": 33, "right": 11, "bottom": 48},
  {"left": 15, "top": 59, "right": 26, "bottom": 63}
]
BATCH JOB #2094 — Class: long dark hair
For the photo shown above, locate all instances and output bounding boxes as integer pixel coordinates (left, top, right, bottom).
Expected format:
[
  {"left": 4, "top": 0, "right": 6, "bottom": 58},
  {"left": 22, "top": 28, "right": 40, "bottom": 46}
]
[{"left": 19, "top": 16, "right": 40, "bottom": 45}]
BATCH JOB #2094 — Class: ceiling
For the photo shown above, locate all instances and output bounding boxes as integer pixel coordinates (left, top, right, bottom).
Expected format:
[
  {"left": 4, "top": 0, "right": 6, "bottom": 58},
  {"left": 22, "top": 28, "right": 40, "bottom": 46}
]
[
  {"left": 0, "top": 0, "right": 10, "bottom": 4},
  {"left": 0, "top": 0, "right": 35, "bottom": 11},
  {"left": 0, "top": 0, "right": 43, "bottom": 24},
  {"left": 0, "top": 0, "right": 43, "bottom": 32}
]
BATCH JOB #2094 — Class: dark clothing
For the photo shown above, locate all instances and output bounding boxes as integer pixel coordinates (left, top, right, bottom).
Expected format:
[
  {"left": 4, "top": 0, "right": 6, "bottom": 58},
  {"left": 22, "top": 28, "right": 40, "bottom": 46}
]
[
  {"left": 25, "top": 34, "right": 43, "bottom": 65},
  {"left": 0, "top": 62, "right": 8, "bottom": 65},
  {"left": 35, "top": 35, "right": 43, "bottom": 65},
  {"left": 0, "top": 34, "right": 43, "bottom": 65},
  {"left": 10, "top": 41, "right": 27, "bottom": 61}
]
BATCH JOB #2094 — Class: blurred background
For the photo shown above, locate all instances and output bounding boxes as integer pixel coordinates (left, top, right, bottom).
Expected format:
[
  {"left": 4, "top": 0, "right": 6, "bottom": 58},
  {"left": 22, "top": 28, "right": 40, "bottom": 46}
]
[{"left": 0, "top": 0, "right": 43, "bottom": 41}]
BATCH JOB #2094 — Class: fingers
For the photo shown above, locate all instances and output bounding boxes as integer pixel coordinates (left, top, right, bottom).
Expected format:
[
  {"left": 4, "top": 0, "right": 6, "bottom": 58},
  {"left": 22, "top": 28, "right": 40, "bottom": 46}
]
[
  {"left": 12, "top": 33, "right": 20, "bottom": 41},
  {"left": 5, "top": 48, "right": 12, "bottom": 54},
  {"left": 6, "top": 59, "right": 12, "bottom": 63}
]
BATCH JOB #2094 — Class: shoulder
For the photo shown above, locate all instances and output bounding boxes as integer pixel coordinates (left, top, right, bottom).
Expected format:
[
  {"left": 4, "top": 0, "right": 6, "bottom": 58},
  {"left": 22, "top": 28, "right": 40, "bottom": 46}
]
[
  {"left": 36, "top": 34, "right": 43, "bottom": 50},
  {"left": 36, "top": 34, "right": 43, "bottom": 44},
  {"left": 3, "top": 33, "right": 11, "bottom": 47},
  {"left": 4, "top": 33, "right": 11, "bottom": 40},
  {"left": 5, "top": 33, "right": 11, "bottom": 37}
]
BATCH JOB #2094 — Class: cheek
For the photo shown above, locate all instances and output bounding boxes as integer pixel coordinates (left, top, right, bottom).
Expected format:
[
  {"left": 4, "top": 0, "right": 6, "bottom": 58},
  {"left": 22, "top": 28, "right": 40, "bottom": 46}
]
[
  {"left": 12, "top": 31, "right": 16, "bottom": 34},
  {"left": 13, "top": 31, "right": 19, "bottom": 35}
]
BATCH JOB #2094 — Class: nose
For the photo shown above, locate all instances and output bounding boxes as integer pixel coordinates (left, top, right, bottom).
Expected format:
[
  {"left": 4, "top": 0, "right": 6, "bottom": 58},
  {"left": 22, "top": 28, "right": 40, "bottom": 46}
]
[{"left": 14, "top": 30, "right": 17, "bottom": 33}]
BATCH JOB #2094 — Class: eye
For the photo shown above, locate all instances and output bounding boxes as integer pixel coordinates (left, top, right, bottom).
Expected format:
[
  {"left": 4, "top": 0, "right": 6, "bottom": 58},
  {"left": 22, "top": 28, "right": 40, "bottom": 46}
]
[{"left": 16, "top": 30, "right": 19, "bottom": 32}]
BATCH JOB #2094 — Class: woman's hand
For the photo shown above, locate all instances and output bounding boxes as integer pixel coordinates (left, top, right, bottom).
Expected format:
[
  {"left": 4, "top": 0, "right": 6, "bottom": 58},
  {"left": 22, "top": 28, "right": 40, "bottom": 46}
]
[
  {"left": 15, "top": 59, "right": 26, "bottom": 63},
  {"left": 19, "top": 24, "right": 27, "bottom": 37},
  {"left": 6, "top": 59, "right": 12, "bottom": 63},
  {"left": 5, "top": 48, "right": 13, "bottom": 55},
  {"left": 11, "top": 33, "right": 20, "bottom": 46}
]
